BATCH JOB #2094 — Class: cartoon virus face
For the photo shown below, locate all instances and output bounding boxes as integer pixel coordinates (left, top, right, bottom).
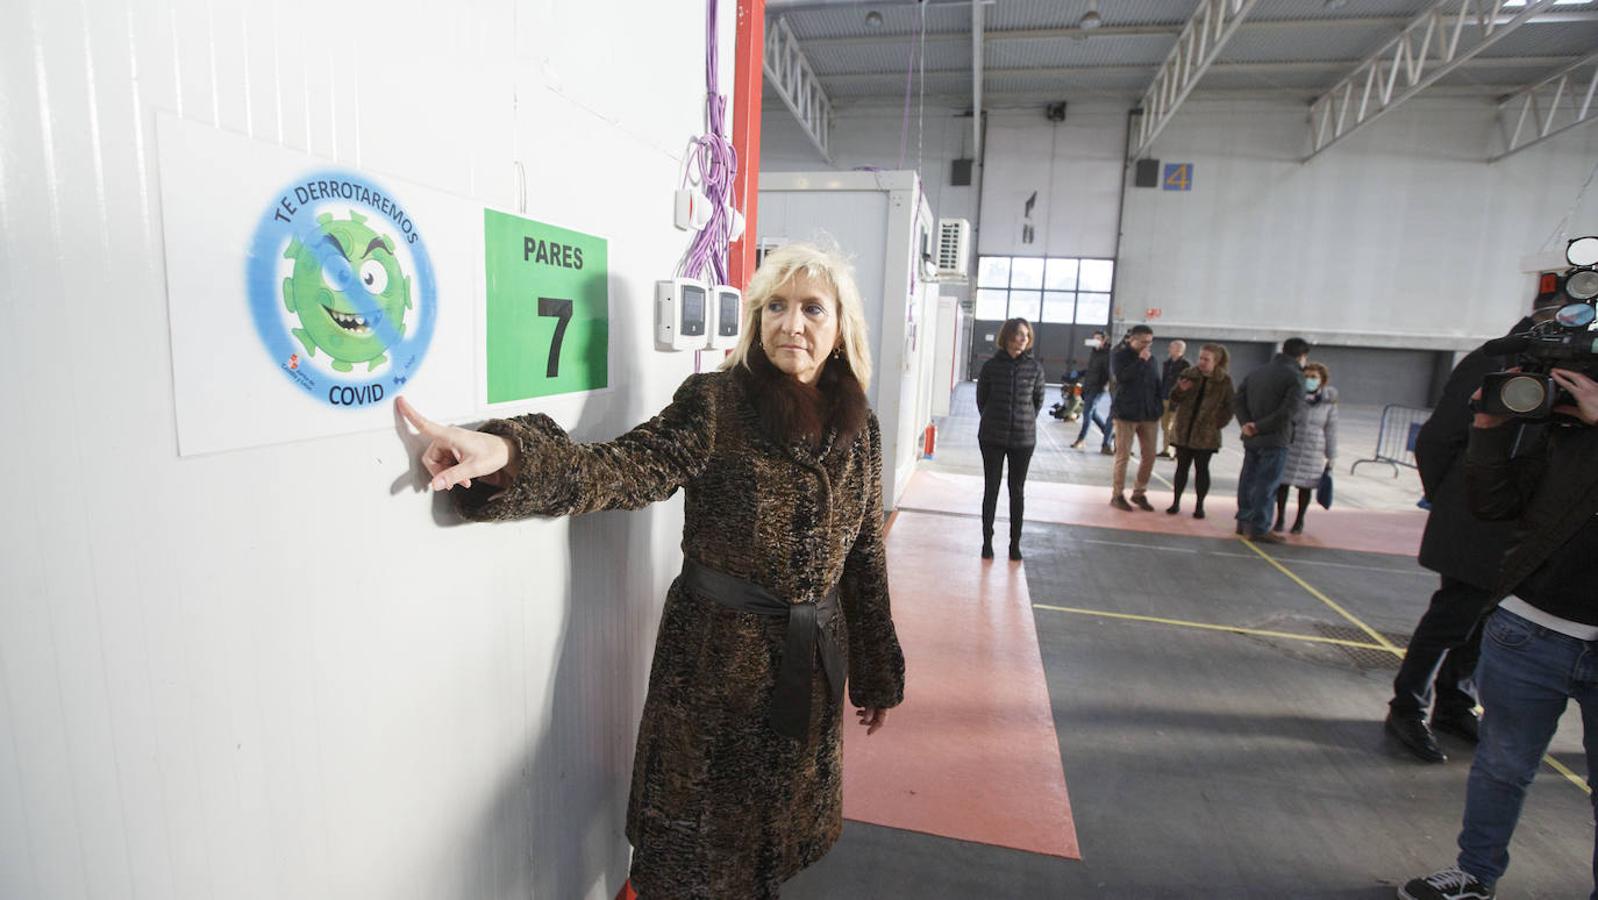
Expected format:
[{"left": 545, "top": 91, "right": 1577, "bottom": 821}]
[{"left": 281, "top": 211, "right": 412, "bottom": 372}]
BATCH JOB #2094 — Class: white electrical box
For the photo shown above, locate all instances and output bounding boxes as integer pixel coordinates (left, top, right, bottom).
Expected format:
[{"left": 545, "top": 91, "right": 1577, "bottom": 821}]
[
  {"left": 656, "top": 278, "right": 710, "bottom": 351},
  {"left": 708, "top": 285, "right": 743, "bottom": 350},
  {"left": 936, "top": 218, "right": 971, "bottom": 281}
]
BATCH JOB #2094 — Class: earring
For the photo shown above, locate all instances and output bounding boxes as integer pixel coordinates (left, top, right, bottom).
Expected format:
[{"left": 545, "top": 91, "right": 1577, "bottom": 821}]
[{"left": 832, "top": 347, "right": 842, "bottom": 359}]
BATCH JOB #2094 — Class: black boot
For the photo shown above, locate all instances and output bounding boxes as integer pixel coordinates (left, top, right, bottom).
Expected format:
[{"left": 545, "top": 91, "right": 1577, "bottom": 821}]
[
  {"left": 982, "top": 526, "right": 994, "bottom": 559},
  {"left": 1009, "top": 540, "right": 1023, "bottom": 561}
]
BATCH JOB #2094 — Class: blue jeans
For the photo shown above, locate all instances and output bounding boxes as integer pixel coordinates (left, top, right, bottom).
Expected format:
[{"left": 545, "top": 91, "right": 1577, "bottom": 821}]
[
  {"left": 1234, "top": 446, "right": 1287, "bottom": 536},
  {"left": 1076, "top": 389, "right": 1112, "bottom": 449},
  {"left": 1456, "top": 608, "right": 1598, "bottom": 896}
]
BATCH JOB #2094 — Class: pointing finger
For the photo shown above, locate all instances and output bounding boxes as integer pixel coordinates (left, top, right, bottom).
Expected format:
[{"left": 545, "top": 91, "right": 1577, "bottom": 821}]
[{"left": 396, "top": 396, "right": 440, "bottom": 435}]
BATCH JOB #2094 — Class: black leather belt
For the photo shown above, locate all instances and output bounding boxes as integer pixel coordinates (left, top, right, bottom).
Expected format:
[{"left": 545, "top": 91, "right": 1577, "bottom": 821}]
[{"left": 681, "top": 559, "right": 846, "bottom": 740}]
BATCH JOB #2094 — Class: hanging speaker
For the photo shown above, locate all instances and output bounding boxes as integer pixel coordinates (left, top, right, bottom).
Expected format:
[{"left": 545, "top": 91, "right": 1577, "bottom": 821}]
[{"left": 1134, "top": 158, "right": 1160, "bottom": 188}]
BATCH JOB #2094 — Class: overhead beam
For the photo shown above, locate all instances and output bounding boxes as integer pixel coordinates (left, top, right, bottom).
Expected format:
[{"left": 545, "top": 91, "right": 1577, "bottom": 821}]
[
  {"left": 1306, "top": 0, "right": 1560, "bottom": 161},
  {"left": 1130, "top": 0, "right": 1263, "bottom": 160},
  {"left": 817, "top": 55, "right": 1581, "bottom": 84},
  {"left": 972, "top": 0, "right": 983, "bottom": 161},
  {"left": 763, "top": 16, "right": 834, "bottom": 161},
  {"left": 794, "top": 11, "right": 1598, "bottom": 52},
  {"left": 1490, "top": 49, "right": 1598, "bottom": 161}
]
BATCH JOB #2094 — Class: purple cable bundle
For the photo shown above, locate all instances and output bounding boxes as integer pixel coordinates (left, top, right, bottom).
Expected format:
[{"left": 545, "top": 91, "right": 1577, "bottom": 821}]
[{"left": 679, "top": 0, "right": 739, "bottom": 287}]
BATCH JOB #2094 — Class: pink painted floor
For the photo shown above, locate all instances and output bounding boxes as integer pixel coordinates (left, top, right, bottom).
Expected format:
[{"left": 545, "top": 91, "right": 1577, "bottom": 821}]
[
  {"left": 841, "top": 508, "right": 1080, "bottom": 860},
  {"left": 894, "top": 469, "right": 1427, "bottom": 558}
]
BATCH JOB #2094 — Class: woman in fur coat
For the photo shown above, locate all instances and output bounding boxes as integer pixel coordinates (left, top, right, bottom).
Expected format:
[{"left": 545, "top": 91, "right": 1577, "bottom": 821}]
[
  {"left": 1164, "top": 343, "right": 1235, "bottom": 519},
  {"left": 1276, "top": 361, "right": 1339, "bottom": 534},
  {"left": 397, "top": 243, "right": 907, "bottom": 899}
]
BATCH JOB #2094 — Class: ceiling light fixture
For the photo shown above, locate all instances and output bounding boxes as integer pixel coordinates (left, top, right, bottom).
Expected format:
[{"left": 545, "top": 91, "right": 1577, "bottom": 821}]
[
  {"left": 865, "top": 10, "right": 884, "bottom": 27},
  {"left": 1079, "top": 0, "right": 1102, "bottom": 30}
]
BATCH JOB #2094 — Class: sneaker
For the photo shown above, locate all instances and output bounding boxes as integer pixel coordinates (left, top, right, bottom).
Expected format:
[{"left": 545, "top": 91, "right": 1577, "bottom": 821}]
[
  {"left": 1110, "top": 494, "right": 1134, "bottom": 511},
  {"left": 1386, "top": 713, "right": 1447, "bottom": 763},
  {"left": 1398, "top": 866, "right": 1494, "bottom": 899},
  {"left": 1070, "top": 438, "right": 1085, "bottom": 449},
  {"left": 1099, "top": 445, "right": 1115, "bottom": 456},
  {"left": 1130, "top": 493, "right": 1155, "bottom": 511}
]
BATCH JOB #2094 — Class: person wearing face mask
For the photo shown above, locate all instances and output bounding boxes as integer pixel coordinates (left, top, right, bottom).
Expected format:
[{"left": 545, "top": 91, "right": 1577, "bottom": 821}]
[
  {"left": 1275, "top": 362, "right": 1339, "bottom": 534},
  {"left": 1070, "top": 330, "right": 1115, "bottom": 455},
  {"left": 976, "top": 318, "right": 1047, "bottom": 560},
  {"left": 1164, "top": 344, "right": 1235, "bottom": 519},
  {"left": 394, "top": 242, "right": 905, "bottom": 900}
]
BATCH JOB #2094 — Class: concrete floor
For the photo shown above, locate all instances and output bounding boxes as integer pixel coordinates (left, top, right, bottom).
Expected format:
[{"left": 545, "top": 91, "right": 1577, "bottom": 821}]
[{"left": 782, "top": 383, "right": 1593, "bottom": 899}]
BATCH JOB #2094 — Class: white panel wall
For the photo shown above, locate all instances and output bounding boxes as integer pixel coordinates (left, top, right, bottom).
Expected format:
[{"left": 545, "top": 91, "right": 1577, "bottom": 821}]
[
  {"left": 0, "top": 2, "right": 732, "bottom": 899},
  {"left": 977, "top": 102, "right": 1129, "bottom": 260},
  {"left": 1117, "top": 96, "right": 1598, "bottom": 349}
]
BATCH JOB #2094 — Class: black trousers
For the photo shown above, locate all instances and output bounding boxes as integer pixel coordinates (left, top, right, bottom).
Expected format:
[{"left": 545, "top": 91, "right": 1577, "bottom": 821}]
[
  {"left": 1389, "top": 575, "right": 1499, "bottom": 719},
  {"left": 1171, "top": 446, "right": 1214, "bottom": 508},
  {"left": 979, "top": 440, "right": 1035, "bottom": 544}
]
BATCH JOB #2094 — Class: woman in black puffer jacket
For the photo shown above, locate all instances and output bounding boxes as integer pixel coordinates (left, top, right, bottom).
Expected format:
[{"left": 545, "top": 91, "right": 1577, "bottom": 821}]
[{"left": 976, "top": 318, "right": 1047, "bottom": 560}]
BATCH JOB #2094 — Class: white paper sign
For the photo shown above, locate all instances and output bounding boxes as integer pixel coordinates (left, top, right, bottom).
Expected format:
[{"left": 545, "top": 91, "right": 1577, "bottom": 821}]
[{"left": 157, "top": 113, "right": 481, "bottom": 456}]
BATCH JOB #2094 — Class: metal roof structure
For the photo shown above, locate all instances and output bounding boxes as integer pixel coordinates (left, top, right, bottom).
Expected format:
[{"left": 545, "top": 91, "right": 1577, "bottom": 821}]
[{"left": 760, "top": 0, "right": 1598, "bottom": 160}]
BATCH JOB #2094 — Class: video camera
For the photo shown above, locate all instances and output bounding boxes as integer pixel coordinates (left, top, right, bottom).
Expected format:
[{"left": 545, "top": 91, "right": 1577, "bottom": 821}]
[{"left": 1479, "top": 235, "right": 1598, "bottom": 422}]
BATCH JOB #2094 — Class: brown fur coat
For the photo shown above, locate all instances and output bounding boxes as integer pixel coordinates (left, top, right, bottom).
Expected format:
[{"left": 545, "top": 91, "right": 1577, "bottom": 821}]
[
  {"left": 1166, "top": 367, "right": 1236, "bottom": 452},
  {"left": 453, "top": 368, "right": 906, "bottom": 899}
]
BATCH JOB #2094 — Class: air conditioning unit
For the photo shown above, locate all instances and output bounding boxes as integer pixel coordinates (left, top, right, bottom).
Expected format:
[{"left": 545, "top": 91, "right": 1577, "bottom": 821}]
[{"left": 935, "top": 218, "right": 971, "bottom": 281}]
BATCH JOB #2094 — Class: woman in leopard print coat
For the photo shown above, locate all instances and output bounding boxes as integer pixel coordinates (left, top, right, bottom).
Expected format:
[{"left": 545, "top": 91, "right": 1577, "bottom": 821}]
[{"left": 399, "top": 243, "right": 906, "bottom": 899}]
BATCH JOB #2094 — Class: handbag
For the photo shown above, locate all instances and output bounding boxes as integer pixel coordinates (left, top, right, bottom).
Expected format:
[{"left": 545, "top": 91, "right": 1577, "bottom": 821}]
[{"left": 1316, "top": 467, "right": 1334, "bottom": 510}]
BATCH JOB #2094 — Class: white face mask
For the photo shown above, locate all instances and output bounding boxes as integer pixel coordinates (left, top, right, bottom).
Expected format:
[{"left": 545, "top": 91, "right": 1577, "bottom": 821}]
[{"left": 1305, "top": 377, "right": 1322, "bottom": 392}]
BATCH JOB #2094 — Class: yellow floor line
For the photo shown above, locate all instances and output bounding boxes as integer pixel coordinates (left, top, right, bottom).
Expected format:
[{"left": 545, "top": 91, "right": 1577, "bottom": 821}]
[
  {"left": 1239, "top": 538, "right": 1403, "bottom": 653},
  {"left": 1032, "top": 603, "right": 1394, "bottom": 651},
  {"left": 1542, "top": 753, "right": 1592, "bottom": 794},
  {"left": 1239, "top": 539, "right": 1591, "bottom": 796}
]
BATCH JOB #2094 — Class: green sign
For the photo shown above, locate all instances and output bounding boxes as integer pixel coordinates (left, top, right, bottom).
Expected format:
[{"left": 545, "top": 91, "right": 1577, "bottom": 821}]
[{"left": 484, "top": 209, "right": 609, "bottom": 402}]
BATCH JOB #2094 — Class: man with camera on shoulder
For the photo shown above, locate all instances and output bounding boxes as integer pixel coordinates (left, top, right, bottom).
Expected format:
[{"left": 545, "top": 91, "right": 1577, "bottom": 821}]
[{"left": 1401, "top": 366, "right": 1598, "bottom": 899}]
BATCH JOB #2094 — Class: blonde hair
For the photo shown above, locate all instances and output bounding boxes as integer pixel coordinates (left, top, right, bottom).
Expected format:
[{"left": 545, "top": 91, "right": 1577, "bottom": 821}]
[
  {"left": 1199, "top": 343, "right": 1230, "bottom": 374},
  {"left": 720, "top": 242, "right": 874, "bottom": 392}
]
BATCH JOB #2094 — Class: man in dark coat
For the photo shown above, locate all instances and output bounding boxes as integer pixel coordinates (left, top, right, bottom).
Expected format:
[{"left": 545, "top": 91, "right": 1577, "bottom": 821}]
[
  {"left": 1233, "top": 337, "right": 1309, "bottom": 542},
  {"left": 1400, "top": 349, "right": 1598, "bottom": 900},
  {"left": 1071, "top": 330, "right": 1114, "bottom": 454},
  {"left": 1109, "top": 325, "right": 1162, "bottom": 511},
  {"left": 1159, "top": 339, "right": 1191, "bottom": 458},
  {"left": 1386, "top": 312, "right": 1550, "bottom": 763}
]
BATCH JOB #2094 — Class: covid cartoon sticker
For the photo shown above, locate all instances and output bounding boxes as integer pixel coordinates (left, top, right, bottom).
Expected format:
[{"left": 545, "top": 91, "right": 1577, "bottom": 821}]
[{"left": 247, "top": 171, "right": 438, "bottom": 409}]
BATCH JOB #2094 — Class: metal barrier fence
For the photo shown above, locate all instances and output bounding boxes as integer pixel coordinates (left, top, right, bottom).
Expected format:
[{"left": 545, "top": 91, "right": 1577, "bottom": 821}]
[{"left": 1351, "top": 404, "right": 1432, "bottom": 476}]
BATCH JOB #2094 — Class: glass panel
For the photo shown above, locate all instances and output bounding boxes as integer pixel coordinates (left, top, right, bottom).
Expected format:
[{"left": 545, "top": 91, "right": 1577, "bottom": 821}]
[
  {"left": 1008, "top": 290, "right": 1042, "bottom": 323},
  {"left": 1075, "top": 292, "right": 1111, "bottom": 325},
  {"left": 975, "top": 289, "right": 1009, "bottom": 320},
  {"left": 1009, "top": 257, "right": 1045, "bottom": 290},
  {"left": 1041, "top": 291, "right": 1075, "bottom": 324},
  {"left": 1078, "top": 259, "right": 1114, "bottom": 293},
  {"left": 1044, "top": 258, "right": 1079, "bottom": 291},
  {"left": 977, "top": 256, "right": 1011, "bottom": 288}
]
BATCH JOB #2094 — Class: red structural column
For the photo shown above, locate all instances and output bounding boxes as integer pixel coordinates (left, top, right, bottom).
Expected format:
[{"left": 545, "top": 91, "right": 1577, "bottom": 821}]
[{"left": 728, "top": 0, "right": 765, "bottom": 289}]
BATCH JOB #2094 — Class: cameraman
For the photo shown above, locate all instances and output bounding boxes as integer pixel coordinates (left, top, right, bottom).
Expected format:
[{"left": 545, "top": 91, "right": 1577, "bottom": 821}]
[
  {"left": 1401, "top": 366, "right": 1598, "bottom": 900},
  {"left": 1387, "top": 306, "right": 1553, "bottom": 764}
]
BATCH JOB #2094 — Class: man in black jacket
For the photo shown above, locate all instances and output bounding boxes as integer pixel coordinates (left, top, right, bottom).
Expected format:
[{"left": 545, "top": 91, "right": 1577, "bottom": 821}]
[
  {"left": 1400, "top": 366, "right": 1598, "bottom": 900},
  {"left": 1071, "top": 330, "right": 1115, "bottom": 454},
  {"left": 1109, "top": 325, "right": 1162, "bottom": 511},
  {"left": 1386, "top": 314, "right": 1548, "bottom": 764},
  {"left": 1232, "top": 337, "right": 1309, "bottom": 542}
]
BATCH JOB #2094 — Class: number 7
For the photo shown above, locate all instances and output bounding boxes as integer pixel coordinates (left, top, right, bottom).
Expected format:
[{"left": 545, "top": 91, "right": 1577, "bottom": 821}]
[{"left": 537, "top": 297, "right": 574, "bottom": 378}]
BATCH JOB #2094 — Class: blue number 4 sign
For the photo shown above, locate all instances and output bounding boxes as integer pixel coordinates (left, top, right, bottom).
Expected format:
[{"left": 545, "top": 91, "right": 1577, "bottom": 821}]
[{"left": 1163, "top": 163, "right": 1193, "bottom": 191}]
